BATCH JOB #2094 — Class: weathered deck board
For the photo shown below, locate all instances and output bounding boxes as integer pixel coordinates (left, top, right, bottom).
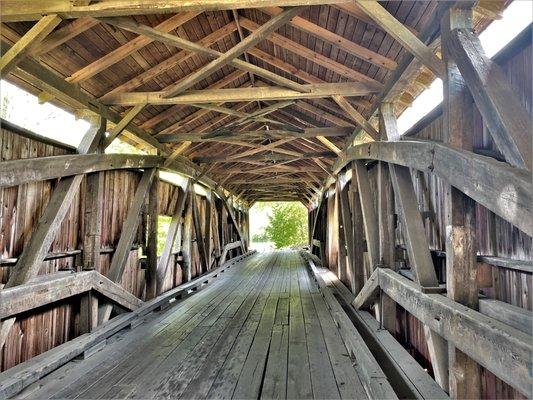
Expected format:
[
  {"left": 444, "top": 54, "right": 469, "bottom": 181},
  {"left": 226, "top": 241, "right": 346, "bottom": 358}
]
[{"left": 14, "top": 251, "right": 380, "bottom": 400}]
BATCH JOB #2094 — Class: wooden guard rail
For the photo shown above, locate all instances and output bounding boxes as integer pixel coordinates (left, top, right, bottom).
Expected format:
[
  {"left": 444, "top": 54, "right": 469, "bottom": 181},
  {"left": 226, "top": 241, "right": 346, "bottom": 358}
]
[
  {"left": 301, "top": 251, "right": 449, "bottom": 400},
  {"left": 352, "top": 267, "right": 532, "bottom": 397},
  {"left": 0, "top": 271, "right": 143, "bottom": 319}
]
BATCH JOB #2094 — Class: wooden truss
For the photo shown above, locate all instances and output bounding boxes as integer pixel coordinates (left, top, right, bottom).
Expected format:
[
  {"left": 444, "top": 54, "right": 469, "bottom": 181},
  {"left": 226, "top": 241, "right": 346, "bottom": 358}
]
[
  {"left": 0, "top": 1, "right": 530, "bottom": 398},
  {"left": 0, "top": 0, "right": 457, "bottom": 203}
]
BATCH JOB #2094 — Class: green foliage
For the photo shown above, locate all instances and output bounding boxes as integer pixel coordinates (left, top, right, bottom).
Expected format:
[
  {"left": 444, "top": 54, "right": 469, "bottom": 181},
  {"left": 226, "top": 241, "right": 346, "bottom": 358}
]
[
  {"left": 264, "top": 202, "right": 307, "bottom": 249},
  {"left": 157, "top": 215, "right": 172, "bottom": 256},
  {"left": 252, "top": 231, "right": 269, "bottom": 242}
]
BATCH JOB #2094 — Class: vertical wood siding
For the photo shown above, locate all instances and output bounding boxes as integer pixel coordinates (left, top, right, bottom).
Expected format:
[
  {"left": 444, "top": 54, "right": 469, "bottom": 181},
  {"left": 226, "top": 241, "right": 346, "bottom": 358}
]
[{"left": 0, "top": 126, "right": 244, "bottom": 371}]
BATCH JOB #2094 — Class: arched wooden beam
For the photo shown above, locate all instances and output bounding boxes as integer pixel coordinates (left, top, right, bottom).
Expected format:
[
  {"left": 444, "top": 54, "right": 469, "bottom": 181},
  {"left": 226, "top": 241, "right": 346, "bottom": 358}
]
[
  {"left": 335, "top": 140, "right": 532, "bottom": 236},
  {"left": 0, "top": 152, "right": 221, "bottom": 195},
  {"left": 0, "top": 154, "right": 163, "bottom": 188}
]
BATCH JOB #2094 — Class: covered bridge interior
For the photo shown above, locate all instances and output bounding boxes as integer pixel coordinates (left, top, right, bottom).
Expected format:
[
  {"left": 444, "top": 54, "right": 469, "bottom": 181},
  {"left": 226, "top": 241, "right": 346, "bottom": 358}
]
[{"left": 0, "top": 1, "right": 531, "bottom": 399}]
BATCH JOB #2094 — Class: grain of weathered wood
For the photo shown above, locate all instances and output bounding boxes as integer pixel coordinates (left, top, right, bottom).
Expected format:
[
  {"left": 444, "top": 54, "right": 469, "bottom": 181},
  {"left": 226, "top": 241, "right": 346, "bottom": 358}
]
[
  {"left": 321, "top": 267, "right": 448, "bottom": 400},
  {"left": 353, "top": 161, "right": 379, "bottom": 273},
  {"left": 104, "top": 104, "right": 146, "bottom": 147},
  {"left": 0, "top": 153, "right": 163, "bottom": 187},
  {"left": 354, "top": 268, "right": 533, "bottom": 397},
  {"left": 103, "top": 82, "right": 381, "bottom": 105},
  {"left": 443, "top": 18, "right": 532, "bottom": 171},
  {"left": 336, "top": 140, "right": 533, "bottom": 236},
  {"left": 298, "top": 267, "right": 341, "bottom": 399},
  {"left": 1, "top": 0, "right": 354, "bottom": 22},
  {"left": 355, "top": 0, "right": 445, "bottom": 78},
  {"left": 181, "top": 189, "right": 194, "bottom": 283},
  {"left": 31, "top": 16, "right": 99, "bottom": 56},
  {"left": 99, "top": 169, "right": 156, "bottom": 323},
  {"left": 184, "top": 259, "right": 274, "bottom": 399},
  {"left": 338, "top": 181, "right": 355, "bottom": 289},
  {"left": 240, "top": 17, "right": 383, "bottom": 87},
  {"left": 479, "top": 299, "right": 532, "bottom": 335},
  {"left": 191, "top": 190, "right": 209, "bottom": 274},
  {"left": 333, "top": 95, "right": 379, "bottom": 140},
  {"left": 376, "top": 157, "right": 396, "bottom": 333},
  {"left": 0, "top": 270, "right": 144, "bottom": 319},
  {"left": 145, "top": 173, "right": 159, "bottom": 300},
  {"left": 306, "top": 257, "right": 398, "bottom": 399},
  {"left": 83, "top": 170, "right": 104, "bottom": 271},
  {"left": 0, "top": 39, "right": 166, "bottom": 153},
  {"left": 156, "top": 182, "right": 190, "bottom": 292},
  {"left": 0, "top": 15, "right": 61, "bottom": 75},
  {"left": 99, "top": 15, "right": 308, "bottom": 94},
  {"left": 0, "top": 251, "right": 402, "bottom": 399},
  {"left": 442, "top": 9, "right": 481, "bottom": 396},
  {"left": 165, "top": 7, "right": 304, "bottom": 98},
  {"left": 69, "top": 12, "right": 199, "bottom": 83},
  {"left": 261, "top": 6, "right": 397, "bottom": 71},
  {"left": 4, "top": 118, "right": 105, "bottom": 289},
  {"left": 381, "top": 103, "right": 449, "bottom": 390},
  {"left": 0, "top": 252, "right": 255, "bottom": 398}
]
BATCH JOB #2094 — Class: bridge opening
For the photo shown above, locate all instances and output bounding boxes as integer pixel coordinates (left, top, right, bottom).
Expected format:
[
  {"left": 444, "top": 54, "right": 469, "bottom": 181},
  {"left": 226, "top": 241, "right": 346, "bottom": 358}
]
[{"left": 249, "top": 201, "right": 308, "bottom": 251}]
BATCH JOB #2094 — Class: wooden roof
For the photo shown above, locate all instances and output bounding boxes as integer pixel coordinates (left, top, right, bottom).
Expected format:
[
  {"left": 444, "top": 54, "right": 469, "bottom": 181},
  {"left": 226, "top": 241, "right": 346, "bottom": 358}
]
[{"left": 0, "top": 1, "right": 502, "bottom": 205}]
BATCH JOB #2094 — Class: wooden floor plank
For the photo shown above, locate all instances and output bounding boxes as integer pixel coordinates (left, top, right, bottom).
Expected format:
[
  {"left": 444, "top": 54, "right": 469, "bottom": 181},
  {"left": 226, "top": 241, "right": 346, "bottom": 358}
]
[
  {"left": 260, "top": 323, "right": 289, "bottom": 399},
  {"left": 298, "top": 265, "right": 341, "bottom": 399},
  {"left": 124, "top": 257, "right": 270, "bottom": 399},
  {"left": 171, "top": 255, "right": 277, "bottom": 399},
  {"left": 286, "top": 254, "right": 313, "bottom": 400},
  {"left": 182, "top": 254, "right": 279, "bottom": 399},
  {"left": 12, "top": 251, "right": 387, "bottom": 400},
  {"left": 46, "top": 256, "right": 263, "bottom": 399},
  {"left": 232, "top": 254, "right": 284, "bottom": 399}
]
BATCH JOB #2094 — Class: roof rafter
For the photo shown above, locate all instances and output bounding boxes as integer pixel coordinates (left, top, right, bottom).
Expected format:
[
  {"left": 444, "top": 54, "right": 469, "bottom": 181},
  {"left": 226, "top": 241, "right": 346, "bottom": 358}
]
[
  {"left": 99, "top": 14, "right": 307, "bottom": 93},
  {"left": 261, "top": 6, "right": 397, "bottom": 70},
  {"left": 0, "top": 15, "right": 61, "bottom": 75},
  {"left": 68, "top": 12, "right": 200, "bottom": 83}
]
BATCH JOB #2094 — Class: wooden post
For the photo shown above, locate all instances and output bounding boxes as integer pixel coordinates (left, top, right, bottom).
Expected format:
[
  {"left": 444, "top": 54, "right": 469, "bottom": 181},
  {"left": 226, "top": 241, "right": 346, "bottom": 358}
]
[
  {"left": 191, "top": 190, "right": 209, "bottom": 274},
  {"left": 353, "top": 160, "right": 379, "bottom": 274},
  {"left": 80, "top": 117, "right": 106, "bottom": 332},
  {"left": 99, "top": 168, "right": 156, "bottom": 323},
  {"left": 83, "top": 171, "right": 104, "bottom": 271},
  {"left": 156, "top": 181, "right": 190, "bottom": 293},
  {"left": 442, "top": 7, "right": 531, "bottom": 171},
  {"left": 211, "top": 200, "right": 221, "bottom": 264},
  {"left": 380, "top": 102, "right": 449, "bottom": 391},
  {"left": 145, "top": 172, "right": 159, "bottom": 300},
  {"left": 338, "top": 179, "right": 355, "bottom": 290},
  {"left": 79, "top": 292, "right": 98, "bottom": 334},
  {"left": 376, "top": 116, "right": 397, "bottom": 333},
  {"left": 349, "top": 163, "right": 365, "bottom": 295},
  {"left": 442, "top": 7, "right": 481, "bottom": 398},
  {"left": 181, "top": 187, "right": 194, "bottom": 282},
  {"left": 336, "top": 180, "right": 347, "bottom": 283},
  {"left": 204, "top": 190, "right": 213, "bottom": 268}
]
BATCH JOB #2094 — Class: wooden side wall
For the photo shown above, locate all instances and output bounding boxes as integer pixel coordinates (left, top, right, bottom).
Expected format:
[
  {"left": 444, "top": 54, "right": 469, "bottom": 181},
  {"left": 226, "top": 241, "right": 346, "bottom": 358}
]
[
  {"left": 311, "top": 26, "right": 532, "bottom": 399},
  {"left": 397, "top": 34, "right": 532, "bottom": 399},
  {"left": 0, "top": 124, "right": 245, "bottom": 371}
]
